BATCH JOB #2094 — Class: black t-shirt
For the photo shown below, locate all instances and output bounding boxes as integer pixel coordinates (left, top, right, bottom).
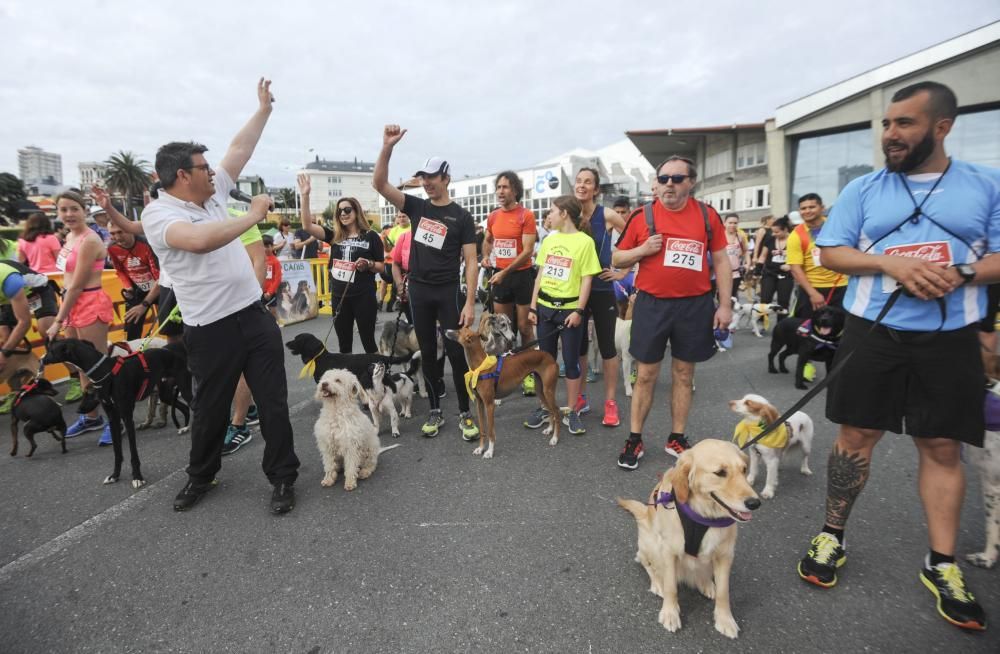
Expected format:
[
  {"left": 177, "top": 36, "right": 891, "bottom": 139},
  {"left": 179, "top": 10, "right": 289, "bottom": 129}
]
[
  {"left": 402, "top": 195, "right": 477, "bottom": 285},
  {"left": 761, "top": 232, "right": 789, "bottom": 274},
  {"left": 294, "top": 229, "right": 319, "bottom": 259},
  {"left": 321, "top": 227, "right": 384, "bottom": 298}
]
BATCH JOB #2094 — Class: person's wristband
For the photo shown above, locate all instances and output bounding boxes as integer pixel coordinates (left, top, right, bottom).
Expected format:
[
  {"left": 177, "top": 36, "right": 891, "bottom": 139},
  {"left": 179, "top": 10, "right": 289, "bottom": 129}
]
[{"left": 574, "top": 308, "right": 585, "bottom": 315}]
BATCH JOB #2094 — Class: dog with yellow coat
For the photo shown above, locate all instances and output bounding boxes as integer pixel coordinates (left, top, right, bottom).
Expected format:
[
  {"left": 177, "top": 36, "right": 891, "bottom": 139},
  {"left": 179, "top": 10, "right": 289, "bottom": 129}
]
[{"left": 729, "top": 393, "right": 814, "bottom": 500}]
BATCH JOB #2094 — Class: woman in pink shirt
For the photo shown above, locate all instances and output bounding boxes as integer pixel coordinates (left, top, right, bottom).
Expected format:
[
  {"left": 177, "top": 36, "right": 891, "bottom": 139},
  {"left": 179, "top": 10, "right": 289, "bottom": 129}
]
[{"left": 17, "top": 213, "right": 62, "bottom": 273}]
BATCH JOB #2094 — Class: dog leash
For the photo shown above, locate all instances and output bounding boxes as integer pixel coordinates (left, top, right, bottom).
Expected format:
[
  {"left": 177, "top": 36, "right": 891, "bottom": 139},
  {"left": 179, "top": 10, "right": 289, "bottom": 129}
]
[
  {"left": 386, "top": 278, "right": 408, "bottom": 358},
  {"left": 321, "top": 274, "right": 354, "bottom": 347}
]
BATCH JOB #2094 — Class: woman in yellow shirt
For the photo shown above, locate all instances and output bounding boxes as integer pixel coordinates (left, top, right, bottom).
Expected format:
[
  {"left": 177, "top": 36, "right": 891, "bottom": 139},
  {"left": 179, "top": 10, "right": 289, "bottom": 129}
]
[{"left": 523, "top": 196, "right": 601, "bottom": 435}]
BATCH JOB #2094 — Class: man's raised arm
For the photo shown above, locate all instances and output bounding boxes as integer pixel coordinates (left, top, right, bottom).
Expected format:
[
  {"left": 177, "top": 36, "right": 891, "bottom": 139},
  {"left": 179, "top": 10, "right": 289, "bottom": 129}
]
[{"left": 220, "top": 78, "right": 275, "bottom": 181}]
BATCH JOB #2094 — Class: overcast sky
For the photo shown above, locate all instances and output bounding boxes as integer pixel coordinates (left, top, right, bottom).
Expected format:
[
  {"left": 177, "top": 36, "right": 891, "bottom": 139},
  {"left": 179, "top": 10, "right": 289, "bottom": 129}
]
[{"left": 1, "top": 1, "right": 998, "bottom": 191}]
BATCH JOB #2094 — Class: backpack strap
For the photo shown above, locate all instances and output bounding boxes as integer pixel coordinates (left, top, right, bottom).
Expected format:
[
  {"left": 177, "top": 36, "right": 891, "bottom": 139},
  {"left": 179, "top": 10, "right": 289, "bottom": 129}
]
[
  {"left": 644, "top": 200, "right": 714, "bottom": 246},
  {"left": 794, "top": 223, "right": 811, "bottom": 254},
  {"left": 643, "top": 202, "right": 656, "bottom": 236}
]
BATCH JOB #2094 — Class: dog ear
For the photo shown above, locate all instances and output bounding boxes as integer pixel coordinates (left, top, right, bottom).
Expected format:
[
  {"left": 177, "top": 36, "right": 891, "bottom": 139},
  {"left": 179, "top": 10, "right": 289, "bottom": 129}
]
[
  {"left": 670, "top": 454, "right": 693, "bottom": 504},
  {"left": 761, "top": 403, "right": 780, "bottom": 425}
]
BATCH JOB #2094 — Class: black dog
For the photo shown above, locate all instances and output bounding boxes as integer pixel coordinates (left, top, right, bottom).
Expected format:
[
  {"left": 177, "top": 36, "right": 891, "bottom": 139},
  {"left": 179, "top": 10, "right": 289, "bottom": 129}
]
[
  {"left": 285, "top": 333, "right": 411, "bottom": 385},
  {"left": 767, "top": 306, "right": 846, "bottom": 390},
  {"left": 10, "top": 378, "right": 67, "bottom": 457},
  {"left": 43, "top": 338, "right": 188, "bottom": 488}
]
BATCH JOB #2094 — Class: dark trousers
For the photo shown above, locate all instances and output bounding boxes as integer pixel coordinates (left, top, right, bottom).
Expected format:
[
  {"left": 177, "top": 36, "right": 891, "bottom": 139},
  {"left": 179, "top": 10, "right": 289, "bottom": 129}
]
[
  {"left": 183, "top": 302, "right": 299, "bottom": 485},
  {"left": 760, "top": 273, "right": 794, "bottom": 310},
  {"left": 408, "top": 281, "right": 470, "bottom": 413},
  {"left": 795, "top": 285, "right": 847, "bottom": 320},
  {"left": 333, "top": 292, "right": 378, "bottom": 353},
  {"left": 122, "top": 300, "right": 151, "bottom": 341}
]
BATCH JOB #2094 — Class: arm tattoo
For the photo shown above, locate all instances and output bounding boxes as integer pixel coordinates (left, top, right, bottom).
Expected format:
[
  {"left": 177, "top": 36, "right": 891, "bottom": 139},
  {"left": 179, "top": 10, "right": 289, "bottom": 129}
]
[{"left": 825, "top": 445, "right": 871, "bottom": 529}]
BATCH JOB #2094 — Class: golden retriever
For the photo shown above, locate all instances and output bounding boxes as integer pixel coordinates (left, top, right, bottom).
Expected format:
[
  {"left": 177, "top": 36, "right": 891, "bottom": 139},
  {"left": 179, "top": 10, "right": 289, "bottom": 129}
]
[{"left": 618, "top": 439, "right": 761, "bottom": 639}]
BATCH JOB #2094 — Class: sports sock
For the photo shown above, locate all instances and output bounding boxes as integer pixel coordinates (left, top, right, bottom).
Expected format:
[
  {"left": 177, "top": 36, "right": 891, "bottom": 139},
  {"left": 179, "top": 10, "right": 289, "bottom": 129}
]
[
  {"left": 821, "top": 525, "right": 845, "bottom": 544},
  {"left": 927, "top": 550, "right": 955, "bottom": 568},
  {"left": 628, "top": 432, "right": 642, "bottom": 443}
]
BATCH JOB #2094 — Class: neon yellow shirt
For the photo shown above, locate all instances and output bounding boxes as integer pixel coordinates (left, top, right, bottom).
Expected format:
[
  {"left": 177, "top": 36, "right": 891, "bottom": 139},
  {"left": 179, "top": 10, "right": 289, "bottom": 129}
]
[
  {"left": 388, "top": 224, "right": 409, "bottom": 247},
  {"left": 534, "top": 231, "right": 601, "bottom": 310}
]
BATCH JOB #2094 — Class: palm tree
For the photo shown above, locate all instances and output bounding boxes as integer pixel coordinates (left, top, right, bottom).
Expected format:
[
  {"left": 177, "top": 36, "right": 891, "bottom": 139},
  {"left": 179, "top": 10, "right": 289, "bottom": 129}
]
[
  {"left": 276, "top": 187, "right": 297, "bottom": 212},
  {"left": 103, "top": 151, "right": 152, "bottom": 217}
]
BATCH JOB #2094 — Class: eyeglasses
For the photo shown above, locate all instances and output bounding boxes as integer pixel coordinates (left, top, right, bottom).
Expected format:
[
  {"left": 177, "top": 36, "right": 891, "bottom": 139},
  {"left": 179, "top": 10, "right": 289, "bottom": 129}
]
[
  {"left": 656, "top": 174, "right": 691, "bottom": 185},
  {"left": 338, "top": 206, "right": 354, "bottom": 215},
  {"left": 184, "top": 163, "right": 212, "bottom": 173}
]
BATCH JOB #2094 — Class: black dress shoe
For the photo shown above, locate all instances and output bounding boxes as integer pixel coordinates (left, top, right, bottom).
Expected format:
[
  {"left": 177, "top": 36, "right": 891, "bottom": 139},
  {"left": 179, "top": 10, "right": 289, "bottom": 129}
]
[
  {"left": 173, "top": 479, "right": 218, "bottom": 511},
  {"left": 271, "top": 482, "right": 295, "bottom": 515}
]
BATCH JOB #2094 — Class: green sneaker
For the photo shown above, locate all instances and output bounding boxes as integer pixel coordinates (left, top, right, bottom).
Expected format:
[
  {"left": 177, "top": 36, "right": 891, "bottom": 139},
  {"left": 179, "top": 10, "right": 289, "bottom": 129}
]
[
  {"left": 64, "top": 377, "right": 83, "bottom": 403},
  {"left": 421, "top": 410, "right": 444, "bottom": 438},
  {"left": 0, "top": 392, "right": 16, "bottom": 415},
  {"left": 522, "top": 374, "right": 536, "bottom": 397},
  {"left": 459, "top": 411, "right": 480, "bottom": 442},
  {"left": 920, "top": 562, "right": 987, "bottom": 630},
  {"left": 798, "top": 532, "right": 847, "bottom": 588}
]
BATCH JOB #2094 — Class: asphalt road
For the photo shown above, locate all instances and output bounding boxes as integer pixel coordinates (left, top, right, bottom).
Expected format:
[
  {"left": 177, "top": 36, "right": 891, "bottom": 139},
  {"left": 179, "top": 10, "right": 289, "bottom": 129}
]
[{"left": 1, "top": 311, "right": 997, "bottom": 653}]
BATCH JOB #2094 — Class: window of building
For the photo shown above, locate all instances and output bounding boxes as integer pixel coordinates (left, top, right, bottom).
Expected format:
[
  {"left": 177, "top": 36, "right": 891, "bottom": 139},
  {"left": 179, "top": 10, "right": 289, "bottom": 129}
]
[
  {"left": 734, "top": 185, "right": 770, "bottom": 210},
  {"left": 702, "top": 191, "right": 732, "bottom": 212},
  {"left": 327, "top": 176, "right": 341, "bottom": 184},
  {"left": 328, "top": 189, "right": 342, "bottom": 198},
  {"left": 790, "top": 127, "right": 873, "bottom": 207},
  {"left": 704, "top": 150, "right": 731, "bottom": 178},
  {"left": 736, "top": 142, "right": 767, "bottom": 170},
  {"left": 949, "top": 108, "right": 1000, "bottom": 168}
]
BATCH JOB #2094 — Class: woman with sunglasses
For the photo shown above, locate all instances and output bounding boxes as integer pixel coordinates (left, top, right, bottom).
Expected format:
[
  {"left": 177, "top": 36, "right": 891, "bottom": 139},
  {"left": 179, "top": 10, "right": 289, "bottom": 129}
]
[{"left": 298, "top": 175, "right": 383, "bottom": 353}]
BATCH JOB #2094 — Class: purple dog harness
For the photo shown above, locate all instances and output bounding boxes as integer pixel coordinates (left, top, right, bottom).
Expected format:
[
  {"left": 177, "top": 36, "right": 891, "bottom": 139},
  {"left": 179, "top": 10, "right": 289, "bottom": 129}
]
[{"left": 656, "top": 491, "right": 735, "bottom": 556}]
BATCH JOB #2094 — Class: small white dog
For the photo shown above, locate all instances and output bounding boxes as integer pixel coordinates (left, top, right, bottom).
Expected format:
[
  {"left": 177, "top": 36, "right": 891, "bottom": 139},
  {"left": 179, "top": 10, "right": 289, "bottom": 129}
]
[
  {"left": 729, "top": 301, "right": 788, "bottom": 338},
  {"left": 967, "top": 377, "right": 1000, "bottom": 569},
  {"left": 314, "top": 369, "right": 398, "bottom": 490},
  {"left": 728, "top": 393, "right": 813, "bottom": 499},
  {"left": 366, "top": 362, "right": 407, "bottom": 438},
  {"left": 615, "top": 294, "right": 636, "bottom": 397}
]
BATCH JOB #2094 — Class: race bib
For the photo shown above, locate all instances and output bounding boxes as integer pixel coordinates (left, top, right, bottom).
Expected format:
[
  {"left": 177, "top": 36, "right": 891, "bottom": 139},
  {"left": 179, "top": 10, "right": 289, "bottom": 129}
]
[
  {"left": 265, "top": 268, "right": 273, "bottom": 281},
  {"left": 56, "top": 246, "right": 70, "bottom": 272},
  {"left": 811, "top": 247, "right": 822, "bottom": 267},
  {"left": 663, "top": 239, "right": 704, "bottom": 272},
  {"left": 542, "top": 255, "right": 572, "bottom": 280},
  {"left": 881, "top": 241, "right": 953, "bottom": 293},
  {"left": 28, "top": 294, "right": 41, "bottom": 312},
  {"left": 136, "top": 280, "right": 153, "bottom": 291},
  {"left": 414, "top": 219, "right": 447, "bottom": 250},
  {"left": 494, "top": 238, "right": 517, "bottom": 261},
  {"left": 772, "top": 251, "right": 786, "bottom": 264},
  {"left": 331, "top": 259, "right": 357, "bottom": 283}
]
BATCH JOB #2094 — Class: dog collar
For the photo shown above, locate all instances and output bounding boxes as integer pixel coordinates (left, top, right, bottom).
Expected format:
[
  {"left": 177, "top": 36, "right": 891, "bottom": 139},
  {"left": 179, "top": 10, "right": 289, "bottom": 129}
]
[
  {"left": 83, "top": 354, "right": 109, "bottom": 379},
  {"left": 656, "top": 491, "right": 735, "bottom": 557},
  {"left": 298, "top": 347, "right": 327, "bottom": 380}
]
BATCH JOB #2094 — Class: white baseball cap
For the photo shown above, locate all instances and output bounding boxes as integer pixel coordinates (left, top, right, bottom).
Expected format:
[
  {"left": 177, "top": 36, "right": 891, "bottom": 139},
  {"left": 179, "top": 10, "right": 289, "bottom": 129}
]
[{"left": 414, "top": 157, "right": 450, "bottom": 178}]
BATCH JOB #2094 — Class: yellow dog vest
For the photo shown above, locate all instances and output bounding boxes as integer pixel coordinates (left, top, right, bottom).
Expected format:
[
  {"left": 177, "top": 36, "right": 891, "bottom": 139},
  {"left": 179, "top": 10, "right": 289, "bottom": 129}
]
[
  {"left": 464, "top": 355, "right": 497, "bottom": 398},
  {"left": 733, "top": 419, "right": 789, "bottom": 449}
]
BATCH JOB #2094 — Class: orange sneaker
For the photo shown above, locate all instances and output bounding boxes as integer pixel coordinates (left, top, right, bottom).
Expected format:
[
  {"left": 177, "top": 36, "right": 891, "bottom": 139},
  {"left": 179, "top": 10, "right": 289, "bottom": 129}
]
[{"left": 602, "top": 399, "right": 620, "bottom": 427}]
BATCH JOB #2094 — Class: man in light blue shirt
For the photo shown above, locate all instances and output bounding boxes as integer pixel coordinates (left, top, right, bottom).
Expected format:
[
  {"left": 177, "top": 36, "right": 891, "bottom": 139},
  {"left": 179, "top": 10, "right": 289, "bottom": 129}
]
[{"left": 797, "top": 81, "right": 1000, "bottom": 631}]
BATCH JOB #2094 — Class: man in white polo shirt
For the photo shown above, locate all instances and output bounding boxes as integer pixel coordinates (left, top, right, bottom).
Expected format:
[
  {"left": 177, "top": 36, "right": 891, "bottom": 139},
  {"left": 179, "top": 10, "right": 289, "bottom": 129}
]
[{"left": 141, "top": 78, "right": 300, "bottom": 515}]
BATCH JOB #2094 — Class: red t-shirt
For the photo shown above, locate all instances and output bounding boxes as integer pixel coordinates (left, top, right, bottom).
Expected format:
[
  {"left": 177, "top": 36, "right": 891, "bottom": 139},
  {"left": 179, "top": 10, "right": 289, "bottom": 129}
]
[
  {"left": 486, "top": 205, "right": 537, "bottom": 271},
  {"left": 107, "top": 237, "right": 160, "bottom": 293},
  {"left": 263, "top": 255, "right": 282, "bottom": 296},
  {"left": 616, "top": 198, "right": 728, "bottom": 299}
]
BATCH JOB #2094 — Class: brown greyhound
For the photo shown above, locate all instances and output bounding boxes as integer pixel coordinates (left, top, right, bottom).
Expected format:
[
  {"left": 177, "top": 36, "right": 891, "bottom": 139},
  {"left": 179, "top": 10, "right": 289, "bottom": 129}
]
[{"left": 445, "top": 325, "right": 561, "bottom": 459}]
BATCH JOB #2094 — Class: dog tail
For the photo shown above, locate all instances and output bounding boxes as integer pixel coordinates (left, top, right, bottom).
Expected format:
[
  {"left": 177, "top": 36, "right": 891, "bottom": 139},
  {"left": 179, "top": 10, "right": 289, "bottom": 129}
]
[
  {"left": 616, "top": 497, "right": 650, "bottom": 523},
  {"left": 378, "top": 444, "right": 402, "bottom": 454}
]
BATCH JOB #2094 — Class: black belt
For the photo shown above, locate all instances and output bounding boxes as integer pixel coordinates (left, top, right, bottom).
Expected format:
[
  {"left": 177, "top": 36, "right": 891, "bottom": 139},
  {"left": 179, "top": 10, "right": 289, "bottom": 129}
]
[{"left": 538, "top": 289, "right": 578, "bottom": 307}]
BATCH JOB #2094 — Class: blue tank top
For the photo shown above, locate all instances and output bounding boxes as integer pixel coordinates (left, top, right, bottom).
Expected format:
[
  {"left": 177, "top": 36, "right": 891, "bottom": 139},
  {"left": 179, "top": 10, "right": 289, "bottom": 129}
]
[{"left": 588, "top": 206, "right": 613, "bottom": 292}]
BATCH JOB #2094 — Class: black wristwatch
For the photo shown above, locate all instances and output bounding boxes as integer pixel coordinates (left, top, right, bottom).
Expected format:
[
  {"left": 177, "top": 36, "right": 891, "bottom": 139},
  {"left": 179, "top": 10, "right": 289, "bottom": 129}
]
[
  {"left": 141, "top": 300, "right": 150, "bottom": 308},
  {"left": 953, "top": 264, "right": 976, "bottom": 285},
  {"left": 574, "top": 308, "right": 586, "bottom": 316}
]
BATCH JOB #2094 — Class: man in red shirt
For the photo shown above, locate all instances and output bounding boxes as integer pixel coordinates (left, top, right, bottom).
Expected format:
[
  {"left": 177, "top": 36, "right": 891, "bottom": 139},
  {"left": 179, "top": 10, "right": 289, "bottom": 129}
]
[
  {"left": 612, "top": 156, "right": 732, "bottom": 470},
  {"left": 481, "top": 170, "right": 538, "bottom": 393},
  {"left": 108, "top": 223, "right": 161, "bottom": 340}
]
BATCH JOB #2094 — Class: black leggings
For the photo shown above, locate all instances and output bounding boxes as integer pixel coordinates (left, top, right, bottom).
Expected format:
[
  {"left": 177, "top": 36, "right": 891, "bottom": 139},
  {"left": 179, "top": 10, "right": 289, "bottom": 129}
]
[
  {"left": 333, "top": 292, "right": 378, "bottom": 353},
  {"left": 578, "top": 291, "right": 617, "bottom": 360},
  {"left": 539, "top": 306, "right": 584, "bottom": 379},
  {"left": 408, "top": 281, "right": 470, "bottom": 413},
  {"left": 760, "top": 273, "right": 793, "bottom": 310}
]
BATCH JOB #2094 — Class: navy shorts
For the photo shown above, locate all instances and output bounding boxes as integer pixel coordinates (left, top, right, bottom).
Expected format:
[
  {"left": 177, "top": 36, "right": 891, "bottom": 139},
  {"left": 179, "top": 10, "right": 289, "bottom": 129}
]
[
  {"left": 629, "top": 291, "right": 716, "bottom": 364},
  {"left": 826, "top": 314, "right": 984, "bottom": 446}
]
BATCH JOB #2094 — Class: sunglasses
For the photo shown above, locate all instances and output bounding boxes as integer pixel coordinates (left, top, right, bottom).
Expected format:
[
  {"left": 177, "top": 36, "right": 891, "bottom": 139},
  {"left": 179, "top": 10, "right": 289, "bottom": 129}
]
[
  {"left": 338, "top": 206, "right": 354, "bottom": 215},
  {"left": 656, "top": 174, "right": 691, "bottom": 185}
]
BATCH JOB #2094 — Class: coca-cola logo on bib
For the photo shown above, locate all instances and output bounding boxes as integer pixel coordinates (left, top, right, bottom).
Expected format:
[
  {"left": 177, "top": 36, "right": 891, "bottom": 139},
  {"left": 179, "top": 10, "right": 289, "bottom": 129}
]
[
  {"left": 667, "top": 239, "right": 704, "bottom": 255},
  {"left": 883, "top": 241, "right": 952, "bottom": 264}
]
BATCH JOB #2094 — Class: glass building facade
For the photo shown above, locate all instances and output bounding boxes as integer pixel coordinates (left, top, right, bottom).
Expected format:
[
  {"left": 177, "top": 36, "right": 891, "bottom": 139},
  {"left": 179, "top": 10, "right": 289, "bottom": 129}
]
[
  {"left": 949, "top": 108, "right": 1000, "bottom": 168},
  {"left": 790, "top": 127, "right": 873, "bottom": 208}
]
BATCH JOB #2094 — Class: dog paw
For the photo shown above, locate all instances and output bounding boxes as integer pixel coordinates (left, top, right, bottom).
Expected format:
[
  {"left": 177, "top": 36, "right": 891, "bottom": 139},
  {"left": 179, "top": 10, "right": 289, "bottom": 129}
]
[
  {"left": 548, "top": 436, "right": 558, "bottom": 446},
  {"left": 473, "top": 447, "right": 483, "bottom": 456},
  {"left": 714, "top": 612, "right": 740, "bottom": 639},
  {"left": 103, "top": 475, "right": 119, "bottom": 485},
  {"left": 761, "top": 488, "right": 775, "bottom": 500},
  {"left": 358, "top": 468, "right": 374, "bottom": 479},
  {"left": 779, "top": 367, "right": 789, "bottom": 374},
  {"left": 658, "top": 605, "right": 682, "bottom": 632},
  {"left": 178, "top": 426, "right": 190, "bottom": 435},
  {"left": 965, "top": 552, "right": 997, "bottom": 569},
  {"left": 344, "top": 481, "right": 357, "bottom": 491},
  {"left": 131, "top": 479, "right": 146, "bottom": 489},
  {"left": 800, "top": 466, "right": 813, "bottom": 476},
  {"left": 136, "top": 423, "right": 151, "bottom": 431},
  {"left": 482, "top": 450, "right": 493, "bottom": 460},
  {"left": 698, "top": 581, "right": 716, "bottom": 599},
  {"left": 320, "top": 478, "right": 335, "bottom": 487},
  {"left": 392, "top": 431, "right": 401, "bottom": 439}
]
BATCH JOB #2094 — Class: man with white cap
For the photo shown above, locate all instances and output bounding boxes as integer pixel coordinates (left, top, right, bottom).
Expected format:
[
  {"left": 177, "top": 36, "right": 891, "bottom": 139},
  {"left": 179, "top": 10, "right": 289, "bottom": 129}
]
[{"left": 373, "top": 125, "right": 479, "bottom": 439}]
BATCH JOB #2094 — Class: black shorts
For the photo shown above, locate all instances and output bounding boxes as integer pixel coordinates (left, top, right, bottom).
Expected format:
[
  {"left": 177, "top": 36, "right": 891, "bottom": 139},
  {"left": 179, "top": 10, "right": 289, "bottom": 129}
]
[
  {"left": 579, "top": 290, "right": 618, "bottom": 360},
  {"left": 629, "top": 291, "right": 716, "bottom": 364},
  {"left": 0, "top": 285, "right": 59, "bottom": 327},
  {"left": 157, "top": 288, "right": 183, "bottom": 337},
  {"left": 978, "top": 283, "right": 1000, "bottom": 333},
  {"left": 826, "top": 314, "right": 984, "bottom": 446},
  {"left": 492, "top": 267, "right": 534, "bottom": 306},
  {"left": 795, "top": 285, "right": 847, "bottom": 319}
]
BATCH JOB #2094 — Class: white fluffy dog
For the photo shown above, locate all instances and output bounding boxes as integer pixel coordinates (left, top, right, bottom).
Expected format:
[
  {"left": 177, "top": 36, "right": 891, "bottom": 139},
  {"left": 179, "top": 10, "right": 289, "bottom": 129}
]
[
  {"left": 729, "top": 301, "right": 788, "bottom": 338},
  {"left": 615, "top": 294, "right": 636, "bottom": 397},
  {"left": 314, "top": 369, "right": 398, "bottom": 490},
  {"left": 728, "top": 393, "right": 813, "bottom": 499}
]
